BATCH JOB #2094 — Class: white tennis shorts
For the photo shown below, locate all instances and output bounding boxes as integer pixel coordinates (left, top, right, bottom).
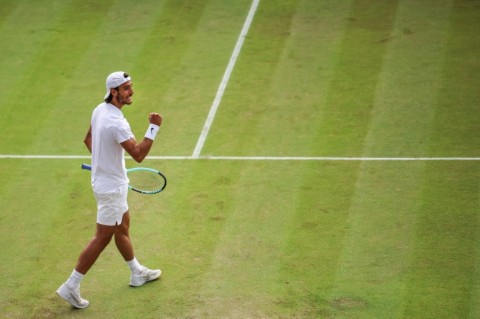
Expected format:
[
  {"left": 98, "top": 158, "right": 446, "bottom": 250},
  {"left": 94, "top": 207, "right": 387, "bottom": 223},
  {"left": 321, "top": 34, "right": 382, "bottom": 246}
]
[{"left": 94, "top": 184, "right": 129, "bottom": 226}]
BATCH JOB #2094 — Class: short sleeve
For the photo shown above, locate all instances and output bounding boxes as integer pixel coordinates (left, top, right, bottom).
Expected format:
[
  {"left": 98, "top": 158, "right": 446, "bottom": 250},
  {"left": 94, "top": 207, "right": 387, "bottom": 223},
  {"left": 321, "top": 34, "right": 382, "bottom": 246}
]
[{"left": 111, "top": 118, "right": 134, "bottom": 143}]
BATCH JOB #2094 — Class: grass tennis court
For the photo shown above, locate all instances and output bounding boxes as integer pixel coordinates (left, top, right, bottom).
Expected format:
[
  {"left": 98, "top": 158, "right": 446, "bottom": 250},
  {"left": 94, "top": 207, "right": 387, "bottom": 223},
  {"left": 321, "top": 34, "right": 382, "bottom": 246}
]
[{"left": 0, "top": 0, "right": 479, "bottom": 318}]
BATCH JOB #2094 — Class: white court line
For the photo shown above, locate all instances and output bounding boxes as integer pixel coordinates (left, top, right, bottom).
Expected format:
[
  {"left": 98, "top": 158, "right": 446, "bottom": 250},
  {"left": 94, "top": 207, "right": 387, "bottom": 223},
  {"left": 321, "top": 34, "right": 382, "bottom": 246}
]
[
  {"left": 191, "top": 156, "right": 480, "bottom": 161},
  {"left": 0, "top": 155, "right": 478, "bottom": 161},
  {"left": 192, "top": 0, "right": 260, "bottom": 158}
]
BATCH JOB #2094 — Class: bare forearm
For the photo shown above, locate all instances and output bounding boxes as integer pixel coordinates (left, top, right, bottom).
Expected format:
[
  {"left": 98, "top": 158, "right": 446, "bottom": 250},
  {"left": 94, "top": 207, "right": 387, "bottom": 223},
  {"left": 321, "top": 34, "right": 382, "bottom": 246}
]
[
  {"left": 123, "top": 138, "right": 154, "bottom": 163},
  {"left": 133, "top": 138, "right": 154, "bottom": 163},
  {"left": 122, "top": 113, "right": 162, "bottom": 162}
]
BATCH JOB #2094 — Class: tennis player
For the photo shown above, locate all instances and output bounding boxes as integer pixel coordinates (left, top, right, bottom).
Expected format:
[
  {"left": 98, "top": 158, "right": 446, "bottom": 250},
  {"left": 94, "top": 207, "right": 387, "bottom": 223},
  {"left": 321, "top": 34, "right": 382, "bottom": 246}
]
[{"left": 57, "top": 72, "right": 162, "bottom": 309}]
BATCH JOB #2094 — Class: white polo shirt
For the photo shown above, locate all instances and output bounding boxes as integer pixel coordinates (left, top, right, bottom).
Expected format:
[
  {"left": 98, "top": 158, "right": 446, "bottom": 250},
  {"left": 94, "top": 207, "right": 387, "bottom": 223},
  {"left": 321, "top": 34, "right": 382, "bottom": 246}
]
[{"left": 90, "top": 102, "right": 134, "bottom": 193}]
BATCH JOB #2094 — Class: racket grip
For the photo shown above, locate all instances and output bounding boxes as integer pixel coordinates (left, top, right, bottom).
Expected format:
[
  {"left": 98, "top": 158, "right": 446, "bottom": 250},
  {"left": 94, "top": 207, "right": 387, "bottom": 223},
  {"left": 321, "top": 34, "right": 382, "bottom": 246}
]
[{"left": 81, "top": 163, "right": 92, "bottom": 171}]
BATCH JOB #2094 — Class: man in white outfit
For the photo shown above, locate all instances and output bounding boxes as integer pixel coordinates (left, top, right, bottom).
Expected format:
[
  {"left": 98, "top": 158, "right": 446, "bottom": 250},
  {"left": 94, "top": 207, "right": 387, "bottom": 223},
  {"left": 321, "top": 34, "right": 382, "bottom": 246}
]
[{"left": 57, "top": 72, "right": 162, "bottom": 309}]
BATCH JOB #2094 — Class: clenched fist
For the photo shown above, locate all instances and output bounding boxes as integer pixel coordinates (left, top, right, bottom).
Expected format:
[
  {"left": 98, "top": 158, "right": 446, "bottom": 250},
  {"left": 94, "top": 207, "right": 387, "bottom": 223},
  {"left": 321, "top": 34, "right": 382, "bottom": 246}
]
[{"left": 149, "top": 113, "right": 162, "bottom": 126}]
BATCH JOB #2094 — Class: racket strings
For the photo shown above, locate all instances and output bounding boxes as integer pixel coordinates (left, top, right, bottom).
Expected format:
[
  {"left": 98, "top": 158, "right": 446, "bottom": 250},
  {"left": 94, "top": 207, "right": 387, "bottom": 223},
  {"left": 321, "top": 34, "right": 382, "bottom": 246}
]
[{"left": 129, "top": 171, "right": 164, "bottom": 192}]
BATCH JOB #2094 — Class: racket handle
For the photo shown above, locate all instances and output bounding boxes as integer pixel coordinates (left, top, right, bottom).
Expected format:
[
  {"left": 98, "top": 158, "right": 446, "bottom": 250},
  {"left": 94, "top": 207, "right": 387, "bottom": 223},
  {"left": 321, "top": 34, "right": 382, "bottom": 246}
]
[{"left": 81, "top": 163, "right": 92, "bottom": 171}]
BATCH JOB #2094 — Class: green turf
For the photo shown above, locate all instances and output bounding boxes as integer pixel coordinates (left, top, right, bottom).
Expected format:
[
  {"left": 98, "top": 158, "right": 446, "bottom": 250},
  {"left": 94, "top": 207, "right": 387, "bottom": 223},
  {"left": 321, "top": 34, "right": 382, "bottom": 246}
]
[{"left": 0, "top": 0, "right": 479, "bottom": 318}]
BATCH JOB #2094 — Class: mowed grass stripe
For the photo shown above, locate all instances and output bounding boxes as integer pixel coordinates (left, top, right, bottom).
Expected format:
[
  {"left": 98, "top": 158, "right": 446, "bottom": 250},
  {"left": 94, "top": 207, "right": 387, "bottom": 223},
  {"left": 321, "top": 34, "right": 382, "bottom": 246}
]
[
  {"left": 400, "top": 0, "right": 480, "bottom": 316},
  {"left": 212, "top": 0, "right": 355, "bottom": 157},
  {"left": 315, "top": 0, "right": 400, "bottom": 157},
  {"left": 361, "top": 0, "right": 453, "bottom": 157},
  {"left": 307, "top": 0, "right": 401, "bottom": 316},
  {"left": 469, "top": 191, "right": 480, "bottom": 319},
  {"left": 327, "top": 2, "right": 479, "bottom": 317},
  {"left": 278, "top": 161, "right": 362, "bottom": 317},
  {"left": 190, "top": 161, "right": 319, "bottom": 317},
  {"left": 327, "top": 1, "right": 456, "bottom": 317},
  {"left": 0, "top": 0, "right": 75, "bottom": 152},
  {"left": 132, "top": 0, "right": 211, "bottom": 93},
  {"left": 0, "top": 1, "right": 69, "bottom": 90},
  {"left": 401, "top": 162, "right": 480, "bottom": 318},
  {"left": 330, "top": 161, "right": 426, "bottom": 317},
  {"left": 0, "top": 0, "right": 72, "bottom": 91},
  {"left": 426, "top": 0, "right": 480, "bottom": 157}
]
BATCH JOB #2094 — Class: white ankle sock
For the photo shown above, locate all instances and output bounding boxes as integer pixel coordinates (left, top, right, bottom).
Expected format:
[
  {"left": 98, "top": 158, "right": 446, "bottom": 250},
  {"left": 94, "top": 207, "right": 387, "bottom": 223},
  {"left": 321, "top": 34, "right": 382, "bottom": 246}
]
[
  {"left": 127, "top": 257, "right": 142, "bottom": 273},
  {"left": 66, "top": 269, "right": 84, "bottom": 289}
]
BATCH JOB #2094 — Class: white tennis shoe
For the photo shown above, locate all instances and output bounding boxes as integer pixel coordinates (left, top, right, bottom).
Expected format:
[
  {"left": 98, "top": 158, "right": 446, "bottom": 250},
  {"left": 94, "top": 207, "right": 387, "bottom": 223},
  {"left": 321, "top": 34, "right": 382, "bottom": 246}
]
[
  {"left": 56, "top": 283, "right": 89, "bottom": 309},
  {"left": 130, "top": 266, "right": 161, "bottom": 287}
]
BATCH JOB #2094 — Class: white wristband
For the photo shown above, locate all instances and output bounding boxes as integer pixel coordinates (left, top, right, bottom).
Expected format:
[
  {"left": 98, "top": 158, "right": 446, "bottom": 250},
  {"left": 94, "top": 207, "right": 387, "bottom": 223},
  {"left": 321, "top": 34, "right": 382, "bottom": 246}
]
[{"left": 145, "top": 124, "right": 160, "bottom": 140}]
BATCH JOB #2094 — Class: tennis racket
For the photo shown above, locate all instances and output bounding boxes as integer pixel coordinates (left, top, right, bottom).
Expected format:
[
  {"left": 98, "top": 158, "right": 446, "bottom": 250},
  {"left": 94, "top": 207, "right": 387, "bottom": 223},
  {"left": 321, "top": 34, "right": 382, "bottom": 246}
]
[{"left": 81, "top": 163, "right": 167, "bottom": 195}]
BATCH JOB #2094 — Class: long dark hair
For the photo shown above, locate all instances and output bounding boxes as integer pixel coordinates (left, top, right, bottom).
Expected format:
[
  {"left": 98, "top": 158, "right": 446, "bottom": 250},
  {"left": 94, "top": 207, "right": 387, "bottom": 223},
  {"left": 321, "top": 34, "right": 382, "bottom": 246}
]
[{"left": 105, "top": 90, "right": 116, "bottom": 103}]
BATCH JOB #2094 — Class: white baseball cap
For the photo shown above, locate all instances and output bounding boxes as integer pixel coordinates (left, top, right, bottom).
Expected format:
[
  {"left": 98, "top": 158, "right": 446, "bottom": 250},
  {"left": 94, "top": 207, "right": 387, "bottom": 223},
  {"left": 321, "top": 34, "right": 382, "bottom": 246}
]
[{"left": 104, "top": 71, "right": 131, "bottom": 99}]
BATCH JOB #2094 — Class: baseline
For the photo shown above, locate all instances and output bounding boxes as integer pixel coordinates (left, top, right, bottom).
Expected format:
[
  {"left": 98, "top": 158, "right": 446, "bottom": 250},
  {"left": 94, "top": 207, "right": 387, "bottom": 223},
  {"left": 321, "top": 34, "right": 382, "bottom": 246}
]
[{"left": 0, "top": 155, "right": 478, "bottom": 161}]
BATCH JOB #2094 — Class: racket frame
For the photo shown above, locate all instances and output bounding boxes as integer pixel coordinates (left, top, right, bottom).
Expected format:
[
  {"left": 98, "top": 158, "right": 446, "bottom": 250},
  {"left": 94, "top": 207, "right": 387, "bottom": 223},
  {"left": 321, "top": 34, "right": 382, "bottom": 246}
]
[{"left": 81, "top": 163, "right": 167, "bottom": 194}]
